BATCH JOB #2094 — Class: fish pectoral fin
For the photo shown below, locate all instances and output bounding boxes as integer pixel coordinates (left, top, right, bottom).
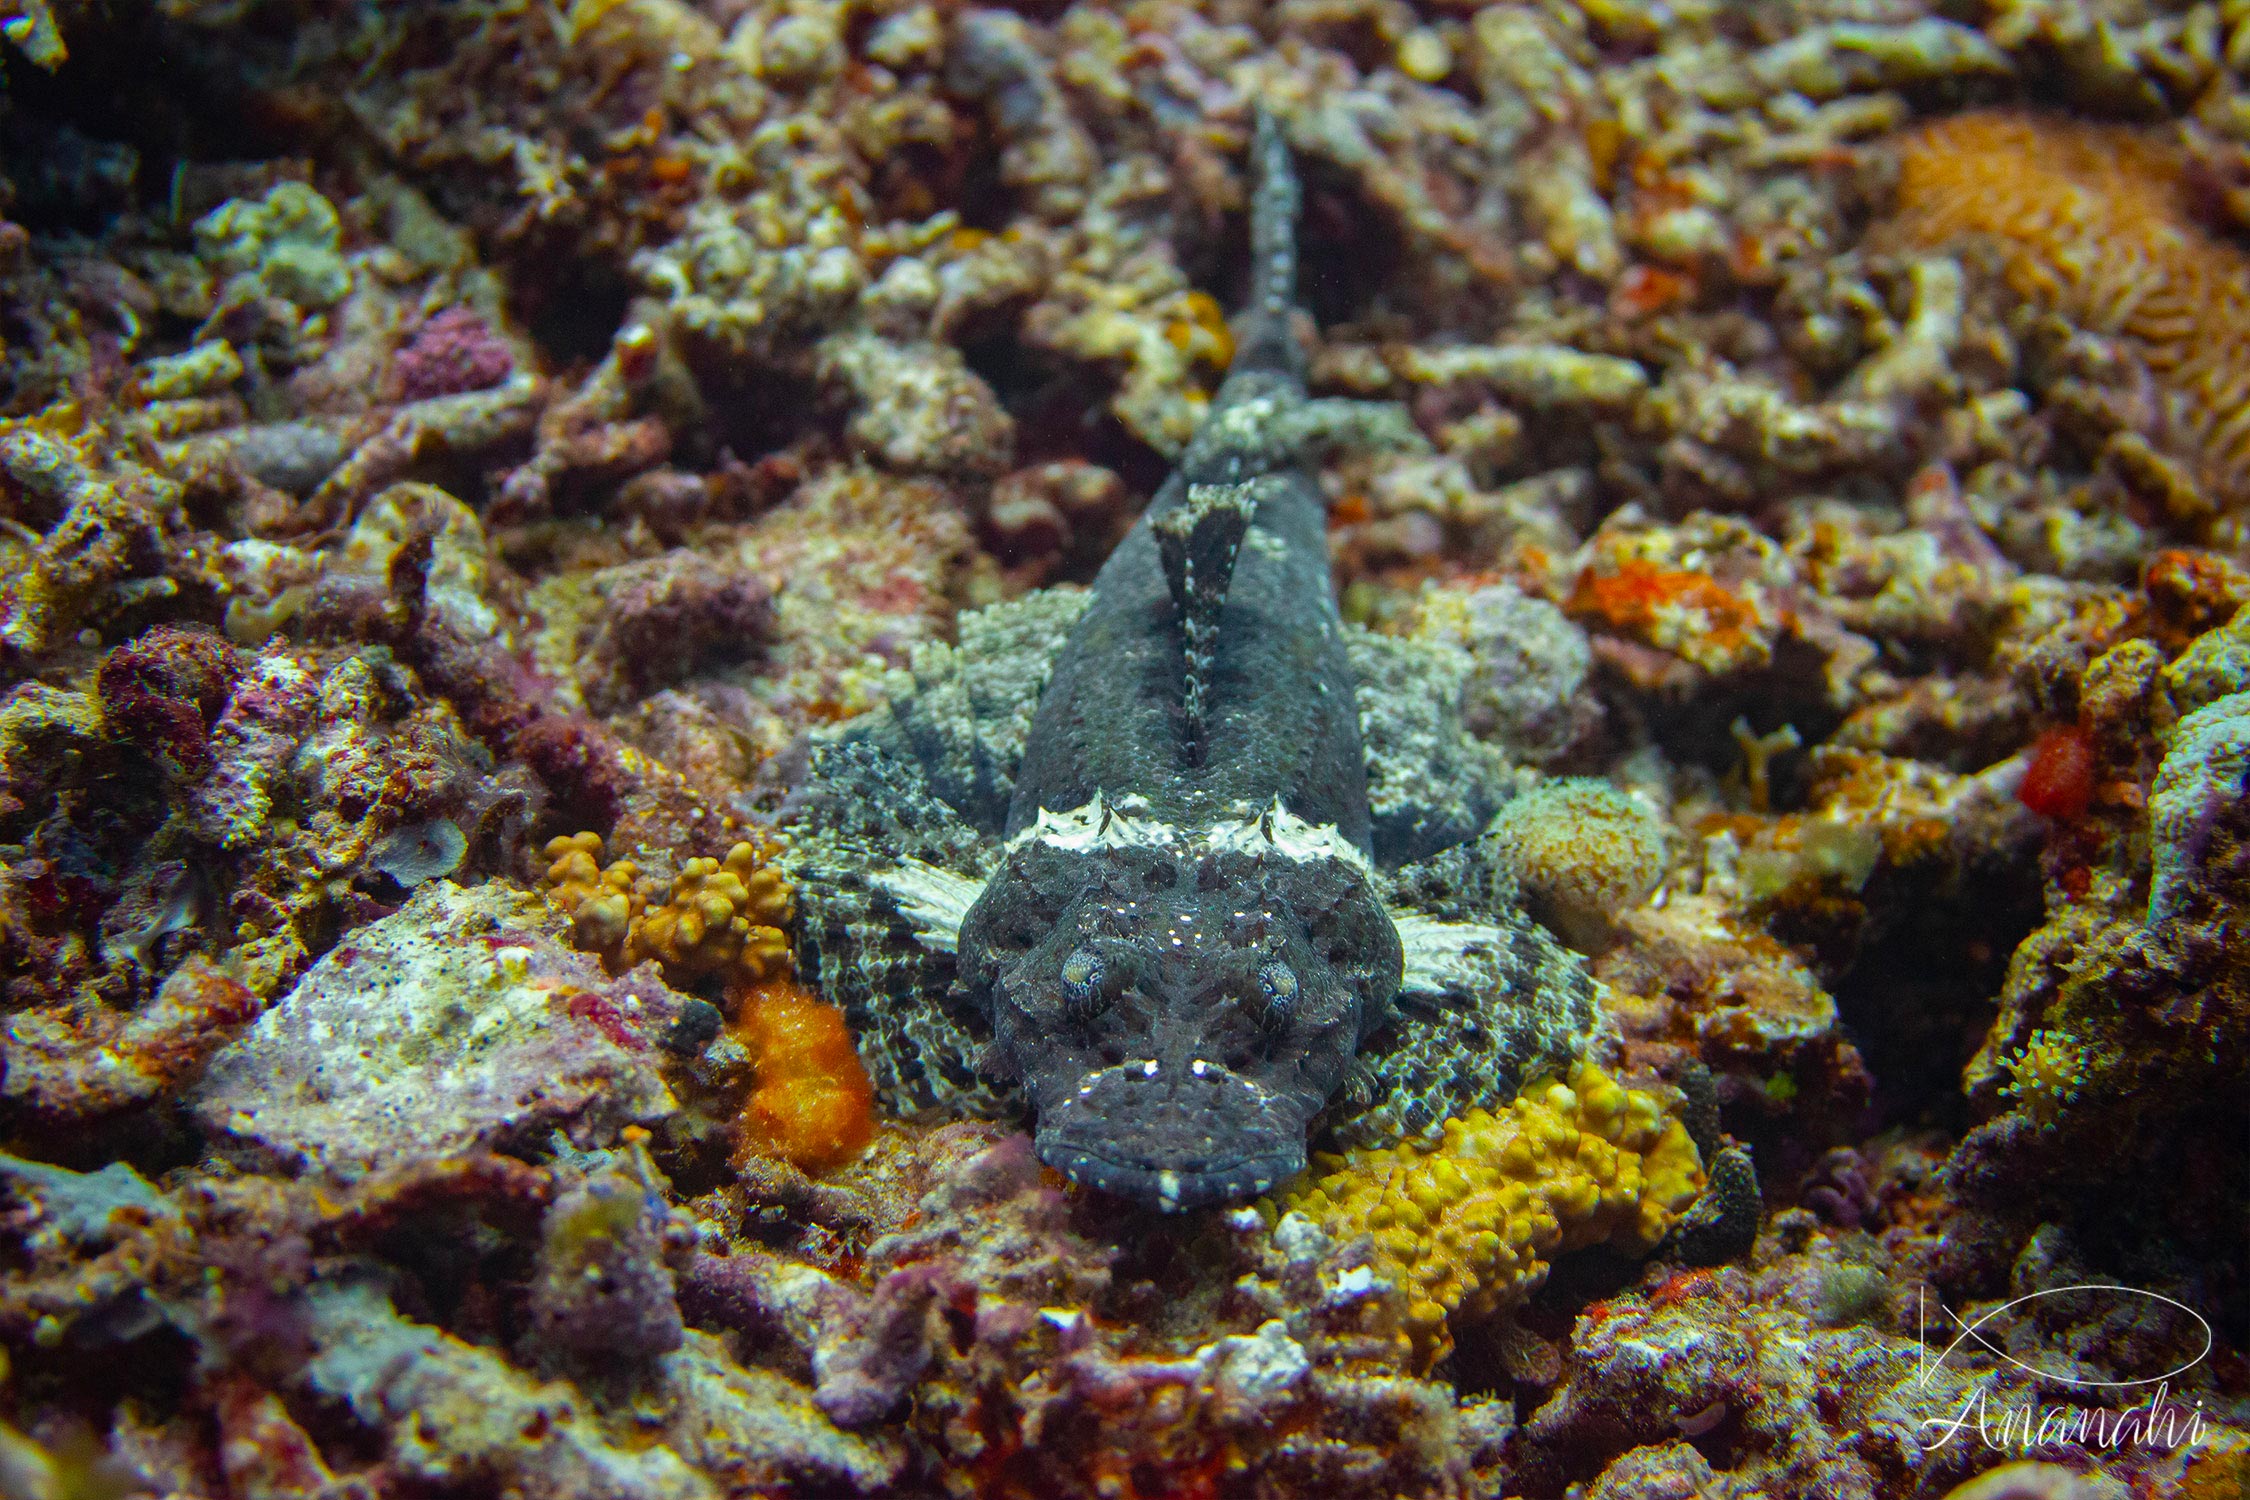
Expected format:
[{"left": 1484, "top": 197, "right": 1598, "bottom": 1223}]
[
  {"left": 1336, "top": 1059, "right": 1383, "bottom": 1110},
  {"left": 870, "top": 857, "right": 990, "bottom": 954},
  {"left": 1391, "top": 910, "right": 1507, "bottom": 998},
  {"left": 970, "top": 1038, "right": 1022, "bottom": 1083}
]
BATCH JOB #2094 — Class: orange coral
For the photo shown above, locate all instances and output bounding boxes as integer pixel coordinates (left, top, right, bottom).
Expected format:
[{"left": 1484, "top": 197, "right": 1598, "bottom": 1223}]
[
  {"left": 1888, "top": 112, "right": 2250, "bottom": 512},
  {"left": 730, "top": 977, "right": 875, "bottom": 1174},
  {"left": 1165, "top": 289, "right": 1234, "bottom": 370},
  {"left": 1567, "top": 557, "right": 1765, "bottom": 674}
]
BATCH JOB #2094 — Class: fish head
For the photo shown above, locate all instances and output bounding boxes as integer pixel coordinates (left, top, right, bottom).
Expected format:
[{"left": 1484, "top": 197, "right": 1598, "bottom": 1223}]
[{"left": 959, "top": 836, "right": 1401, "bottom": 1210}]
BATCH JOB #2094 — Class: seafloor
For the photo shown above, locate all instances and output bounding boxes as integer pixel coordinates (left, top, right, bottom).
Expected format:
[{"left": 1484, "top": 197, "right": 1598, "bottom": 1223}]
[{"left": 0, "top": 0, "right": 2247, "bottom": 1496}]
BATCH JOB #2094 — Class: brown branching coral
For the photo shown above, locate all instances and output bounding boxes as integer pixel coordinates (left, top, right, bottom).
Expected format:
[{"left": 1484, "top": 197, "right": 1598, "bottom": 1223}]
[{"left": 1888, "top": 111, "right": 2250, "bottom": 524}]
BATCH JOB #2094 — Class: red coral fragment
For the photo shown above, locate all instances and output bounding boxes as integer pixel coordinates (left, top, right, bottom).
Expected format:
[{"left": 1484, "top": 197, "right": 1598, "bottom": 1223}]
[
  {"left": 2142, "top": 548, "right": 2250, "bottom": 651},
  {"left": 96, "top": 626, "right": 243, "bottom": 780},
  {"left": 2019, "top": 724, "right": 2097, "bottom": 821},
  {"left": 1611, "top": 263, "right": 1695, "bottom": 320},
  {"left": 567, "top": 987, "right": 644, "bottom": 1051}
]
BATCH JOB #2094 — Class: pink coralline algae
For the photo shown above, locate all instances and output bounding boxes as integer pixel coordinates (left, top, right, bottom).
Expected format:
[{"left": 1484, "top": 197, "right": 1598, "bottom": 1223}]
[
  {"left": 94, "top": 626, "right": 243, "bottom": 782},
  {"left": 394, "top": 307, "right": 516, "bottom": 403},
  {"left": 567, "top": 549, "right": 775, "bottom": 715}
]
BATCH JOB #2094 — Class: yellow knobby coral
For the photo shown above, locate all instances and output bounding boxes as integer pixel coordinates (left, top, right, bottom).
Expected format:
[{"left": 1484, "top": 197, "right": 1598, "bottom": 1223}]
[
  {"left": 541, "top": 831, "right": 643, "bottom": 956},
  {"left": 539, "top": 833, "right": 793, "bottom": 985},
  {"left": 1888, "top": 112, "right": 2250, "bottom": 516},
  {"left": 627, "top": 842, "right": 793, "bottom": 983},
  {"left": 2001, "top": 1028, "right": 2088, "bottom": 1126},
  {"left": 1268, "top": 1062, "right": 1705, "bottom": 1366}
]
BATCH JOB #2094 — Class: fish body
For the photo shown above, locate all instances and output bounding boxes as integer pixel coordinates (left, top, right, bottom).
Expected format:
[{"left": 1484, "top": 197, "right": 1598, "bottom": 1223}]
[
  {"left": 956, "top": 117, "right": 1399, "bottom": 1208},
  {"left": 787, "top": 116, "right": 1602, "bottom": 1211}
]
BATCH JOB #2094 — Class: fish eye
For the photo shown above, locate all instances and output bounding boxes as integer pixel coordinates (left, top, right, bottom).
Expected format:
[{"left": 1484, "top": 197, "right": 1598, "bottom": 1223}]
[
  {"left": 1256, "top": 959, "right": 1298, "bottom": 1023},
  {"left": 1061, "top": 946, "right": 1105, "bottom": 1012}
]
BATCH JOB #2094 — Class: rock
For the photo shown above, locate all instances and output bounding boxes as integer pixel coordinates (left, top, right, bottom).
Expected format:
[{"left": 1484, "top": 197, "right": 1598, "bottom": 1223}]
[{"left": 197, "top": 881, "right": 682, "bottom": 1177}]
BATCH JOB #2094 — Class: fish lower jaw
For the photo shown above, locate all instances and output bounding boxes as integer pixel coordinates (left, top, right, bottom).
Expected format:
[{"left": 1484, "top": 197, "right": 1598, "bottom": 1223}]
[
  {"left": 1034, "top": 1057, "right": 1306, "bottom": 1211},
  {"left": 1038, "top": 1142, "right": 1304, "bottom": 1212}
]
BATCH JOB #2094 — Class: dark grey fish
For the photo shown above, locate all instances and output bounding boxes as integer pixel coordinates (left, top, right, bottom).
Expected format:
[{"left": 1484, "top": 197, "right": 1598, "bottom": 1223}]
[
  {"left": 949, "top": 115, "right": 1396, "bottom": 1209},
  {"left": 785, "top": 113, "right": 1601, "bottom": 1210}
]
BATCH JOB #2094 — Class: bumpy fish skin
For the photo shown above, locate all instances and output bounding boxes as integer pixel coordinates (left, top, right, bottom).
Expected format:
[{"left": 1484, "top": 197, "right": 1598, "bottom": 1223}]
[
  {"left": 783, "top": 116, "right": 1603, "bottom": 1211},
  {"left": 957, "top": 115, "right": 1399, "bottom": 1209}
]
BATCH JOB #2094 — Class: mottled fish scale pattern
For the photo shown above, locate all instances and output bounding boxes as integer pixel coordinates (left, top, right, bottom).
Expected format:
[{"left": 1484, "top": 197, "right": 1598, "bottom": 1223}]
[
  {"left": 868, "top": 588, "right": 1092, "bottom": 831},
  {"left": 786, "top": 740, "right": 1005, "bottom": 1117},
  {"left": 1342, "top": 884, "right": 1598, "bottom": 1148}
]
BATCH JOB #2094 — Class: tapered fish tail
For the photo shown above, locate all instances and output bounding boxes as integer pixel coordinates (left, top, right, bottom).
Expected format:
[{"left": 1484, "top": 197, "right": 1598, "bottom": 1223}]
[
  {"left": 1232, "top": 105, "right": 1308, "bottom": 383},
  {"left": 1251, "top": 106, "right": 1299, "bottom": 324}
]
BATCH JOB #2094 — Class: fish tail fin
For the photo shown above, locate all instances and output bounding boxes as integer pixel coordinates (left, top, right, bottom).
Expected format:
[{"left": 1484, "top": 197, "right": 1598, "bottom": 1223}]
[{"left": 1232, "top": 105, "right": 1307, "bottom": 383}]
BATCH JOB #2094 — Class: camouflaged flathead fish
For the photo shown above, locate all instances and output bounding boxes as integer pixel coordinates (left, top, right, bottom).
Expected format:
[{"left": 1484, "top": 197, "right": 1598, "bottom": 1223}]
[{"left": 782, "top": 114, "right": 1600, "bottom": 1211}]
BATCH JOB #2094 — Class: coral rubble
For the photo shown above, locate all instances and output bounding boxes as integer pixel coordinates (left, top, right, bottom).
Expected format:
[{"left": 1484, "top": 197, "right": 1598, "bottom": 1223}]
[
  {"left": 196, "top": 880, "right": 685, "bottom": 1177},
  {"left": 1889, "top": 112, "right": 2250, "bottom": 527},
  {"left": 2, "top": 0, "right": 2248, "bottom": 1493}
]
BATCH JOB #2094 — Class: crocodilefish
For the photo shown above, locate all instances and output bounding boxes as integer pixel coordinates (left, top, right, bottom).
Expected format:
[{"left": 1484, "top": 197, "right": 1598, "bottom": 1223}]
[{"left": 783, "top": 112, "right": 1607, "bottom": 1210}]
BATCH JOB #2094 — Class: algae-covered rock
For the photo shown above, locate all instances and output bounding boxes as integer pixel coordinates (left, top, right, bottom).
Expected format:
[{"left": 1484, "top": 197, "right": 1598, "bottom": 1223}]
[
  {"left": 302, "top": 1280, "right": 712, "bottom": 1499},
  {"left": 2149, "top": 689, "right": 2250, "bottom": 925},
  {"left": 197, "top": 881, "right": 683, "bottom": 1176},
  {"left": 528, "top": 1162, "right": 686, "bottom": 1368},
  {"left": 194, "top": 182, "right": 353, "bottom": 309}
]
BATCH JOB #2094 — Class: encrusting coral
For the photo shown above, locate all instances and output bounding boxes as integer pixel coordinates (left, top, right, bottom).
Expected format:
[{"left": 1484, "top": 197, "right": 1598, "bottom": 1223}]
[
  {"left": 728, "top": 976, "right": 875, "bottom": 1175},
  {"left": 543, "top": 830, "right": 641, "bottom": 952},
  {"left": 193, "top": 880, "right": 686, "bottom": 1177},
  {"left": 1267, "top": 1062, "right": 1706, "bottom": 1366},
  {"left": 527, "top": 1147, "right": 689, "bottom": 1371}
]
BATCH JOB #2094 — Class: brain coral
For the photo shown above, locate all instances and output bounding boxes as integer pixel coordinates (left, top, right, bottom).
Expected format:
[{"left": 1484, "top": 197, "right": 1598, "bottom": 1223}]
[
  {"left": 1488, "top": 778, "right": 1671, "bottom": 951},
  {"left": 1888, "top": 112, "right": 2250, "bottom": 515},
  {"left": 1268, "top": 1062, "right": 1705, "bottom": 1366}
]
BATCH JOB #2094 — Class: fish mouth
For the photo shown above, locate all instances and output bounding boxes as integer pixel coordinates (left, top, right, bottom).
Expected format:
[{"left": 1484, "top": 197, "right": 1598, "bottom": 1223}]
[{"left": 1035, "top": 1058, "right": 1305, "bottom": 1212}]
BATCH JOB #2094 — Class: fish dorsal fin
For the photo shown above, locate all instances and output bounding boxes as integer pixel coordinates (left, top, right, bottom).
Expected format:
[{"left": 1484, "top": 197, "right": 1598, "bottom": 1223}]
[{"left": 1153, "top": 479, "right": 1261, "bottom": 762}]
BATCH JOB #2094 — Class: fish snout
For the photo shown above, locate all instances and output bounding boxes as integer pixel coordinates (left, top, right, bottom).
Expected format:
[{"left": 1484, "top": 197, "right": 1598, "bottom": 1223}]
[{"left": 1035, "top": 1056, "right": 1304, "bottom": 1211}]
